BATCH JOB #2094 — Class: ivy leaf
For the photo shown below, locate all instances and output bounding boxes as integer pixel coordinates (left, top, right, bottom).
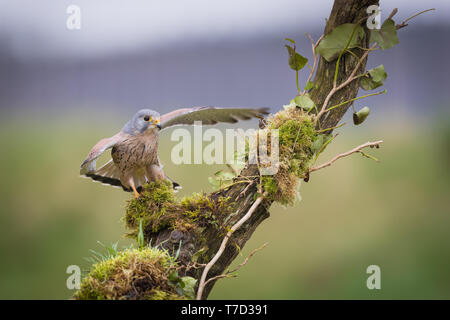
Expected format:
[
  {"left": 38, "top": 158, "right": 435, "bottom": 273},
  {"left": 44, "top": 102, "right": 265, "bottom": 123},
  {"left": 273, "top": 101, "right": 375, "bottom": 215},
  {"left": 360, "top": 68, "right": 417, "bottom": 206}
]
[
  {"left": 316, "top": 23, "right": 365, "bottom": 62},
  {"left": 285, "top": 38, "right": 296, "bottom": 44},
  {"left": 370, "top": 19, "right": 399, "bottom": 50},
  {"left": 215, "top": 170, "right": 235, "bottom": 180},
  {"left": 304, "top": 81, "right": 314, "bottom": 91},
  {"left": 179, "top": 277, "right": 197, "bottom": 299},
  {"left": 353, "top": 106, "right": 370, "bottom": 125},
  {"left": 293, "top": 94, "right": 315, "bottom": 112},
  {"left": 285, "top": 45, "right": 308, "bottom": 71},
  {"left": 191, "top": 247, "right": 207, "bottom": 263},
  {"left": 360, "top": 64, "right": 387, "bottom": 90},
  {"left": 168, "top": 271, "right": 180, "bottom": 283},
  {"left": 208, "top": 170, "right": 235, "bottom": 191},
  {"left": 208, "top": 176, "right": 220, "bottom": 190},
  {"left": 311, "top": 135, "right": 324, "bottom": 154}
]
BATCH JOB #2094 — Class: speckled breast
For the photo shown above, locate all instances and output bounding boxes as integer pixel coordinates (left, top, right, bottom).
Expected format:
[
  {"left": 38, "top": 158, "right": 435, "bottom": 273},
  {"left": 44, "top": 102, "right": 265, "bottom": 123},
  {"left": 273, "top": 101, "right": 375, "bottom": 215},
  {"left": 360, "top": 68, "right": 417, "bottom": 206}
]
[{"left": 111, "top": 134, "right": 159, "bottom": 173}]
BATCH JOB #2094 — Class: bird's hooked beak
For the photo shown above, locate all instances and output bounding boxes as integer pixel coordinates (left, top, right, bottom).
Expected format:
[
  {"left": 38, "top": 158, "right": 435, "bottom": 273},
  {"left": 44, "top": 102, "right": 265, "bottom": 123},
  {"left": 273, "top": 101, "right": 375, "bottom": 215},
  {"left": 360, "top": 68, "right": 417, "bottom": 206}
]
[{"left": 156, "top": 124, "right": 162, "bottom": 130}]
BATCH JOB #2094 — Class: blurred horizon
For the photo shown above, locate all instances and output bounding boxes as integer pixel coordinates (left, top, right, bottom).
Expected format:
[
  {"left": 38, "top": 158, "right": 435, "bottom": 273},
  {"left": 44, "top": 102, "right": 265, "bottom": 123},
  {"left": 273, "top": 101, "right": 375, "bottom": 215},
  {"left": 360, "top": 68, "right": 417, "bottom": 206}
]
[{"left": 0, "top": 0, "right": 449, "bottom": 299}]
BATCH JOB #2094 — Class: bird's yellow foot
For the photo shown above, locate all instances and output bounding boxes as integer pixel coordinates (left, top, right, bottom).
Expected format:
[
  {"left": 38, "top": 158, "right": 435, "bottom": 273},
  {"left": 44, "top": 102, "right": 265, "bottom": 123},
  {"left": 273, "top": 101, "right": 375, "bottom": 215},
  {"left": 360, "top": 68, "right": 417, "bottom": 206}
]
[{"left": 131, "top": 186, "right": 140, "bottom": 198}]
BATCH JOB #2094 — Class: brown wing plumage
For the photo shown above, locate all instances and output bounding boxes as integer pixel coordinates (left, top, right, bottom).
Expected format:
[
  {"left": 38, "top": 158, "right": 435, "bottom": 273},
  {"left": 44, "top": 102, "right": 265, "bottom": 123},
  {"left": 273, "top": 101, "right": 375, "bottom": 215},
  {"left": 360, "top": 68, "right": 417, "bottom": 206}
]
[
  {"left": 160, "top": 107, "right": 269, "bottom": 130},
  {"left": 80, "top": 132, "right": 124, "bottom": 175}
]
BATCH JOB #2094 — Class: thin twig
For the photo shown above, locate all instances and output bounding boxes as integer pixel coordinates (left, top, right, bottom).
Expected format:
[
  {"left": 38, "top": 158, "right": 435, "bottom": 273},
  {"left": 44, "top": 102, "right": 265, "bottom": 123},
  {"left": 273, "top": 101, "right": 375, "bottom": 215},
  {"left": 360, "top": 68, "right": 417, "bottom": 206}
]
[
  {"left": 235, "top": 180, "right": 255, "bottom": 201},
  {"left": 309, "top": 140, "right": 383, "bottom": 173},
  {"left": 396, "top": 8, "right": 435, "bottom": 30},
  {"left": 324, "top": 89, "right": 386, "bottom": 113},
  {"left": 317, "top": 42, "right": 378, "bottom": 120},
  {"left": 303, "top": 33, "right": 324, "bottom": 95},
  {"left": 196, "top": 195, "right": 266, "bottom": 300},
  {"left": 203, "top": 242, "right": 269, "bottom": 287},
  {"left": 316, "top": 122, "right": 346, "bottom": 133},
  {"left": 387, "top": 8, "right": 398, "bottom": 21}
]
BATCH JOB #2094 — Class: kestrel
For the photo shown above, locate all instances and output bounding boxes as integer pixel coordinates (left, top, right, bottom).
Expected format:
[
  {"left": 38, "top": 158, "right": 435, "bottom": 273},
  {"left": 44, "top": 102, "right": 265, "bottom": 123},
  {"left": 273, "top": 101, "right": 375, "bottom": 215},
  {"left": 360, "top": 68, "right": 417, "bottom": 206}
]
[{"left": 80, "top": 107, "right": 269, "bottom": 197}]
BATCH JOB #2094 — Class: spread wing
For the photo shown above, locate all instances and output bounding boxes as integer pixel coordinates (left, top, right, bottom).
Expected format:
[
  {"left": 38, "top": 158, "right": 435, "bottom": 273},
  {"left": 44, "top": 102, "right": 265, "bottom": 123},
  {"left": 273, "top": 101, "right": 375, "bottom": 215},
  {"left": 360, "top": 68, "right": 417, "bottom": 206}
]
[
  {"left": 160, "top": 107, "right": 269, "bottom": 130},
  {"left": 80, "top": 133, "right": 123, "bottom": 175}
]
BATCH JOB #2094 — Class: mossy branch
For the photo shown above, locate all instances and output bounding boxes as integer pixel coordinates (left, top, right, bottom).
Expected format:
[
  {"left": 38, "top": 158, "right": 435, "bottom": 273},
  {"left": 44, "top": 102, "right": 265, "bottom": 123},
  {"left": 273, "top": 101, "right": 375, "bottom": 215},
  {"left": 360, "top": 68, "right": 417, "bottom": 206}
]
[
  {"left": 75, "top": 0, "right": 387, "bottom": 300},
  {"left": 196, "top": 195, "right": 266, "bottom": 299}
]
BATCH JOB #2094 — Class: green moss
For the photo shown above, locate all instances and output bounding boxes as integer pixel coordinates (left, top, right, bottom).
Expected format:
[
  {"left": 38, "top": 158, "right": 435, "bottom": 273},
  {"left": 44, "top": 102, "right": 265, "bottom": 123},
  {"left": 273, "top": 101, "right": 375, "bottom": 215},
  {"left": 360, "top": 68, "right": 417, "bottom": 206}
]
[
  {"left": 262, "top": 106, "right": 317, "bottom": 205},
  {"left": 73, "top": 247, "right": 184, "bottom": 300},
  {"left": 147, "top": 289, "right": 182, "bottom": 300},
  {"left": 125, "top": 181, "right": 234, "bottom": 246},
  {"left": 141, "top": 180, "right": 175, "bottom": 203},
  {"left": 261, "top": 176, "right": 277, "bottom": 196}
]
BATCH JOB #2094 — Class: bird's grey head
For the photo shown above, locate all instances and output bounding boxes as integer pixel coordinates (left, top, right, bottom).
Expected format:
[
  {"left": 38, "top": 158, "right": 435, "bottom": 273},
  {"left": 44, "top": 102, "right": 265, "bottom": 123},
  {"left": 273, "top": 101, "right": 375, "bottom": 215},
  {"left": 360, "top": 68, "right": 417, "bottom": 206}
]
[{"left": 123, "top": 109, "right": 161, "bottom": 135}]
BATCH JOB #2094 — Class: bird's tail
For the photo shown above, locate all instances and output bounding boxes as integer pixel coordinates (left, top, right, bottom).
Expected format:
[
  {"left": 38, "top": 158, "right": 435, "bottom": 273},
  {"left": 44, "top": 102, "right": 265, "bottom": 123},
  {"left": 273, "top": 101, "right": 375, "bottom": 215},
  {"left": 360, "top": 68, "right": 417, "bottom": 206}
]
[
  {"left": 82, "top": 159, "right": 181, "bottom": 192},
  {"left": 81, "top": 159, "right": 129, "bottom": 191},
  {"left": 165, "top": 175, "right": 182, "bottom": 191}
]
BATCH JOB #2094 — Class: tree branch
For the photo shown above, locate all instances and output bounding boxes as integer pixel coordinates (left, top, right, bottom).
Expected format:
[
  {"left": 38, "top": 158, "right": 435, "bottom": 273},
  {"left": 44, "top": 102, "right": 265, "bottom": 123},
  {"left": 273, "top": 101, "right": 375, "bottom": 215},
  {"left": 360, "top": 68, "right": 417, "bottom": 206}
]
[
  {"left": 76, "top": 0, "right": 385, "bottom": 300},
  {"left": 180, "top": 0, "right": 379, "bottom": 300},
  {"left": 196, "top": 195, "right": 265, "bottom": 300},
  {"left": 309, "top": 140, "right": 383, "bottom": 173},
  {"left": 201, "top": 242, "right": 269, "bottom": 292}
]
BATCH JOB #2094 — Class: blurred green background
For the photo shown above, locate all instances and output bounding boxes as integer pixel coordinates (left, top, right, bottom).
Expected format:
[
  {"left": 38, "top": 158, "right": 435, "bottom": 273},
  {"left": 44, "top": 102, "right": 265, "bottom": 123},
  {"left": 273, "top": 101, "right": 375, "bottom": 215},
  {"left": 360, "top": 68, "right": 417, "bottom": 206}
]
[
  {"left": 0, "top": 0, "right": 449, "bottom": 300},
  {"left": 0, "top": 110, "right": 448, "bottom": 299}
]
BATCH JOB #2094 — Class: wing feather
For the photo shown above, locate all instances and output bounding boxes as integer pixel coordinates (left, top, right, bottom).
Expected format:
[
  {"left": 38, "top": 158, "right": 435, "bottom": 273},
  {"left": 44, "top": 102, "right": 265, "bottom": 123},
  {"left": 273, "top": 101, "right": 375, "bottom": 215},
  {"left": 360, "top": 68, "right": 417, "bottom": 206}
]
[
  {"left": 80, "top": 133, "right": 123, "bottom": 175},
  {"left": 160, "top": 107, "right": 269, "bottom": 130}
]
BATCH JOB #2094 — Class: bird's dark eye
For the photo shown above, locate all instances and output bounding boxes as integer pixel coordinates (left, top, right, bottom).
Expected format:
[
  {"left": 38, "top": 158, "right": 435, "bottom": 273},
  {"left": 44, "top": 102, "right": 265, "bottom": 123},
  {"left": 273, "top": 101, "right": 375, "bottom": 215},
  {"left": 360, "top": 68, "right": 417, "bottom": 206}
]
[{"left": 143, "top": 116, "right": 150, "bottom": 121}]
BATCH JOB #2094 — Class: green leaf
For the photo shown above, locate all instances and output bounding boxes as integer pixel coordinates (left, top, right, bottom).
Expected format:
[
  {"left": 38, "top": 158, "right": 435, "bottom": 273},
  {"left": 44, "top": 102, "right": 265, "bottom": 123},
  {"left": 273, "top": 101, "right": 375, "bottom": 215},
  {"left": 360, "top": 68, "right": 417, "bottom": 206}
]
[
  {"left": 168, "top": 271, "right": 180, "bottom": 283},
  {"left": 353, "top": 106, "right": 370, "bottom": 125},
  {"left": 293, "top": 94, "right": 315, "bottom": 111},
  {"left": 285, "top": 38, "right": 296, "bottom": 44},
  {"left": 370, "top": 19, "right": 399, "bottom": 50},
  {"left": 311, "top": 135, "right": 324, "bottom": 154},
  {"left": 180, "top": 277, "right": 197, "bottom": 299},
  {"left": 137, "top": 220, "right": 145, "bottom": 248},
  {"left": 316, "top": 23, "right": 365, "bottom": 62},
  {"left": 285, "top": 45, "right": 308, "bottom": 71},
  {"left": 304, "top": 81, "right": 314, "bottom": 91},
  {"left": 208, "top": 170, "right": 235, "bottom": 191},
  {"left": 360, "top": 64, "right": 387, "bottom": 90},
  {"left": 208, "top": 176, "right": 220, "bottom": 189},
  {"left": 191, "top": 247, "right": 207, "bottom": 263},
  {"left": 214, "top": 170, "right": 235, "bottom": 180}
]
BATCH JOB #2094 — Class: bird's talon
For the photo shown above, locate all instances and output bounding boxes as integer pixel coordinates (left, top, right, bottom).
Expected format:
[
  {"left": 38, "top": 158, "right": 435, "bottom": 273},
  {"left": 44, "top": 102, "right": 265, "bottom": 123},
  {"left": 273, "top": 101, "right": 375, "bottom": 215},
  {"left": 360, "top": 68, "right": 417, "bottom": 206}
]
[{"left": 131, "top": 186, "right": 140, "bottom": 198}]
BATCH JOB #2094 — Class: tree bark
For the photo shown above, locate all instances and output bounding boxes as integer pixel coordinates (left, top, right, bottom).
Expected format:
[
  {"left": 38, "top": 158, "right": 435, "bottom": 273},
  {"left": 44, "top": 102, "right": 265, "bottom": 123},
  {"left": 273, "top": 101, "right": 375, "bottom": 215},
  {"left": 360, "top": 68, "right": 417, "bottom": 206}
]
[{"left": 154, "top": 0, "right": 379, "bottom": 299}]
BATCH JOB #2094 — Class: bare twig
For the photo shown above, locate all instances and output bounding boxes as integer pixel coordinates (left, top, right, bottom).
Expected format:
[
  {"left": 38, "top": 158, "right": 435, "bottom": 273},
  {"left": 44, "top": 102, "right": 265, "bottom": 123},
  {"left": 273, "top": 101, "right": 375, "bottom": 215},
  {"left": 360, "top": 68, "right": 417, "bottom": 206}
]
[
  {"left": 303, "top": 33, "right": 325, "bottom": 95},
  {"left": 317, "top": 42, "right": 378, "bottom": 121},
  {"left": 309, "top": 140, "right": 383, "bottom": 173},
  {"left": 396, "top": 8, "right": 435, "bottom": 30},
  {"left": 324, "top": 89, "right": 386, "bottom": 114},
  {"left": 196, "top": 195, "right": 266, "bottom": 300},
  {"left": 387, "top": 8, "right": 398, "bottom": 21},
  {"left": 316, "top": 122, "right": 346, "bottom": 133},
  {"left": 202, "top": 242, "right": 269, "bottom": 287},
  {"left": 176, "top": 261, "right": 207, "bottom": 273},
  {"left": 235, "top": 180, "right": 255, "bottom": 201}
]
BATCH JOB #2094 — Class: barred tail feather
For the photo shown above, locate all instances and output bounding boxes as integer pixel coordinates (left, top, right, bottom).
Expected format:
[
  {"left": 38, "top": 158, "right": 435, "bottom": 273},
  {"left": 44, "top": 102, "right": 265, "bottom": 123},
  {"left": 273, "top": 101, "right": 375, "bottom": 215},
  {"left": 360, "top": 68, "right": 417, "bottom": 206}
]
[
  {"left": 82, "top": 159, "right": 130, "bottom": 191},
  {"left": 82, "top": 159, "right": 181, "bottom": 191}
]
